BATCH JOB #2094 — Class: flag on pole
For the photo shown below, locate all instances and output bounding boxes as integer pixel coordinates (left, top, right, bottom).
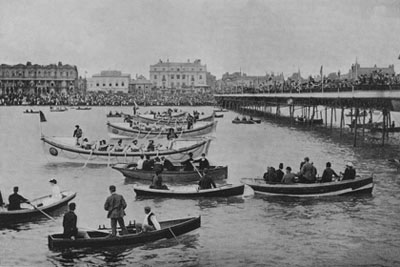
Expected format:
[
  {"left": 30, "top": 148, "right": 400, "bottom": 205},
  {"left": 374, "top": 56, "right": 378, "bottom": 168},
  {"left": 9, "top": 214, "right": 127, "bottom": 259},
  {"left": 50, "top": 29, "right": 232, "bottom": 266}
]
[
  {"left": 39, "top": 110, "right": 47, "bottom": 122},
  {"left": 320, "top": 65, "right": 323, "bottom": 77}
]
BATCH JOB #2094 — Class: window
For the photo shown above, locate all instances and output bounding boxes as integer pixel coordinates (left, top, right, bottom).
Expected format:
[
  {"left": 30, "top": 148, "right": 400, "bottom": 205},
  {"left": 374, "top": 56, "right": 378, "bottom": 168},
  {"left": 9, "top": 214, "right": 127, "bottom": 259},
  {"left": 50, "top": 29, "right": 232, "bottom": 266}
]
[
  {"left": 177, "top": 74, "right": 180, "bottom": 79},
  {"left": 199, "top": 75, "right": 202, "bottom": 79},
  {"left": 154, "top": 75, "right": 157, "bottom": 79},
  {"left": 171, "top": 74, "right": 174, "bottom": 79},
  {"left": 191, "top": 75, "right": 194, "bottom": 81},
  {"left": 182, "top": 74, "right": 186, "bottom": 79},
  {"left": 177, "top": 68, "right": 180, "bottom": 71},
  {"left": 122, "top": 82, "right": 125, "bottom": 86},
  {"left": 116, "top": 83, "right": 119, "bottom": 86},
  {"left": 103, "top": 83, "right": 106, "bottom": 86},
  {"left": 96, "top": 83, "right": 99, "bottom": 87},
  {"left": 183, "top": 82, "right": 186, "bottom": 86},
  {"left": 171, "top": 82, "right": 174, "bottom": 87},
  {"left": 200, "top": 68, "right": 202, "bottom": 71},
  {"left": 109, "top": 83, "right": 112, "bottom": 86}
]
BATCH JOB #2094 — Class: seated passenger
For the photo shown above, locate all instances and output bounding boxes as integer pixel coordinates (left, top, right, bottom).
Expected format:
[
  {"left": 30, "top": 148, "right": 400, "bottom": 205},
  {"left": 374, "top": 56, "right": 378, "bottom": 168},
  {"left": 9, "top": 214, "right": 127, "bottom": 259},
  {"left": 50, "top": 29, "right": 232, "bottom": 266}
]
[
  {"left": 97, "top": 140, "right": 109, "bottom": 151},
  {"left": 113, "top": 139, "right": 124, "bottom": 152},
  {"left": 161, "top": 156, "right": 176, "bottom": 171},
  {"left": 181, "top": 152, "right": 194, "bottom": 171},
  {"left": 136, "top": 155, "right": 145, "bottom": 170},
  {"left": 198, "top": 169, "right": 216, "bottom": 190},
  {"left": 80, "top": 138, "right": 94, "bottom": 150},
  {"left": 49, "top": 179, "right": 62, "bottom": 200},
  {"left": 147, "top": 140, "right": 155, "bottom": 152},
  {"left": 153, "top": 157, "right": 163, "bottom": 173},
  {"left": 341, "top": 162, "right": 356, "bottom": 180},
  {"left": 193, "top": 153, "right": 210, "bottom": 171},
  {"left": 320, "top": 162, "right": 340, "bottom": 183},
  {"left": 136, "top": 206, "right": 161, "bottom": 232},
  {"left": 263, "top": 166, "right": 277, "bottom": 183},
  {"left": 129, "top": 140, "right": 140, "bottom": 152},
  {"left": 8, "top": 186, "right": 29, "bottom": 211},
  {"left": 150, "top": 170, "right": 168, "bottom": 190},
  {"left": 281, "top": 166, "right": 296, "bottom": 184},
  {"left": 63, "top": 202, "right": 89, "bottom": 239},
  {"left": 142, "top": 155, "right": 155, "bottom": 171}
]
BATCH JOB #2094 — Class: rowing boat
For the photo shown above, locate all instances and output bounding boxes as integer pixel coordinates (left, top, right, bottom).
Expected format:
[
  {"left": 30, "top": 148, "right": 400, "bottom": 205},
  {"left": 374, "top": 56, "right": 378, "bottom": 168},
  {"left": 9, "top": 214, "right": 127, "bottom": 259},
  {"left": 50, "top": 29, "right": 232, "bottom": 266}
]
[
  {"left": 295, "top": 117, "right": 323, "bottom": 125},
  {"left": 133, "top": 184, "right": 244, "bottom": 197},
  {"left": 241, "top": 176, "right": 373, "bottom": 197},
  {"left": 128, "top": 113, "right": 215, "bottom": 125},
  {"left": 41, "top": 136, "right": 212, "bottom": 164},
  {"left": 214, "top": 114, "right": 224, "bottom": 118},
  {"left": 107, "top": 121, "right": 217, "bottom": 139},
  {"left": 0, "top": 191, "right": 76, "bottom": 226},
  {"left": 112, "top": 164, "right": 228, "bottom": 182},
  {"left": 48, "top": 216, "right": 201, "bottom": 250},
  {"left": 232, "top": 119, "right": 254, "bottom": 124}
]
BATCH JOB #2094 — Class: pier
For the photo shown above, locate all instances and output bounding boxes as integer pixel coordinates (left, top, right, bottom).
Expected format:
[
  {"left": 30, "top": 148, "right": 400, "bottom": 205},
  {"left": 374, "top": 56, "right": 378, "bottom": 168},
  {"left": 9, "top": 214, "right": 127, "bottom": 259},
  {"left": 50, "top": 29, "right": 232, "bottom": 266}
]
[{"left": 215, "top": 86, "right": 400, "bottom": 146}]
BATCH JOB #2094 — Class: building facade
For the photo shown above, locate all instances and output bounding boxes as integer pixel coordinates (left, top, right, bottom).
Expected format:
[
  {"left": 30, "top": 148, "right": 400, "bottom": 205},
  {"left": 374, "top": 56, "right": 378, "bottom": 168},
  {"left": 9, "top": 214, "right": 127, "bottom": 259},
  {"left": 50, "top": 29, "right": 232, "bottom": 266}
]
[
  {"left": 0, "top": 61, "right": 78, "bottom": 95},
  {"left": 129, "top": 75, "right": 153, "bottom": 93},
  {"left": 87, "top": 70, "right": 130, "bottom": 93},
  {"left": 348, "top": 63, "right": 395, "bottom": 79},
  {"left": 149, "top": 59, "right": 208, "bottom": 91}
]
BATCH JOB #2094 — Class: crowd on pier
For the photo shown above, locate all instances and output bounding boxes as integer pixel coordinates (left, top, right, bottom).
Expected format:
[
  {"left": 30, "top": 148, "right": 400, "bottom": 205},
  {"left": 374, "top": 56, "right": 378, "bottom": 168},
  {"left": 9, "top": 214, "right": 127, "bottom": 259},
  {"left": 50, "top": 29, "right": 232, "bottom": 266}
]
[
  {"left": 223, "top": 71, "right": 400, "bottom": 94},
  {"left": 0, "top": 90, "right": 216, "bottom": 106}
]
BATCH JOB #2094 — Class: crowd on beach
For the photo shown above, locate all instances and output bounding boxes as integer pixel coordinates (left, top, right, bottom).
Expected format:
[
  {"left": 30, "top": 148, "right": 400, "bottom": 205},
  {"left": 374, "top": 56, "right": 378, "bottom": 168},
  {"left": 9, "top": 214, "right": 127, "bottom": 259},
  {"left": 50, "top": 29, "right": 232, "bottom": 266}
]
[{"left": 0, "top": 90, "right": 216, "bottom": 106}]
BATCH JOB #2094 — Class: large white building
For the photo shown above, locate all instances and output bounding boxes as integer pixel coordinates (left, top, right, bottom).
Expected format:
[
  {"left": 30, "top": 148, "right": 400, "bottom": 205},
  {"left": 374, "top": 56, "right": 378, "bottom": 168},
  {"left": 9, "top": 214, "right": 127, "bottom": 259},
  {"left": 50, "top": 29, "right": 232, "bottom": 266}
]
[
  {"left": 87, "top": 70, "right": 130, "bottom": 93},
  {"left": 149, "top": 59, "right": 208, "bottom": 91}
]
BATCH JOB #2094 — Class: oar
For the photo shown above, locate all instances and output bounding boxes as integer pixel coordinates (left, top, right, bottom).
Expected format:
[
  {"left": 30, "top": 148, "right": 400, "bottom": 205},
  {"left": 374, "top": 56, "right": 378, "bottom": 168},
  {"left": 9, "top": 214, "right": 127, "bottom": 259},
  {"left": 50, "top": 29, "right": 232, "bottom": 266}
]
[
  {"left": 190, "top": 161, "right": 203, "bottom": 178},
  {"left": 27, "top": 202, "right": 57, "bottom": 221},
  {"left": 168, "top": 227, "right": 181, "bottom": 245},
  {"left": 82, "top": 149, "right": 94, "bottom": 168}
]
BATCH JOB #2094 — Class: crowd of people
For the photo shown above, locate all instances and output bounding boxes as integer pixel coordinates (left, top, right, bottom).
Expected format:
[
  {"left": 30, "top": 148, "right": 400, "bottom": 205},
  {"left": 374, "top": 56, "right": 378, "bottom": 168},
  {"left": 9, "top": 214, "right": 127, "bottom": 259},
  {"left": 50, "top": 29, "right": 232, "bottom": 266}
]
[
  {"left": 263, "top": 157, "right": 356, "bottom": 184},
  {"left": 0, "top": 89, "right": 216, "bottom": 106}
]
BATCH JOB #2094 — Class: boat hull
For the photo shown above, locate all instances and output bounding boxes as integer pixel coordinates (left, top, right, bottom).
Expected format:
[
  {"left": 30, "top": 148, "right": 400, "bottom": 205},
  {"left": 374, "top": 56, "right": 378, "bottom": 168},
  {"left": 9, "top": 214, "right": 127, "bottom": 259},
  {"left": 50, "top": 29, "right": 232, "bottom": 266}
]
[
  {"left": 107, "top": 121, "right": 217, "bottom": 139},
  {"left": 241, "top": 177, "right": 373, "bottom": 197},
  {"left": 232, "top": 120, "right": 254, "bottom": 124},
  {"left": 48, "top": 216, "right": 201, "bottom": 250},
  {"left": 41, "top": 136, "right": 211, "bottom": 164},
  {"left": 133, "top": 184, "right": 244, "bottom": 197},
  {"left": 0, "top": 191, "right": 76, "bottom": 225},
  {"left": 129, "top": 113, "right": 214, "bottom": 125},
  {"left": 112, "top": 165, "right": 228, "bottom": 182}
]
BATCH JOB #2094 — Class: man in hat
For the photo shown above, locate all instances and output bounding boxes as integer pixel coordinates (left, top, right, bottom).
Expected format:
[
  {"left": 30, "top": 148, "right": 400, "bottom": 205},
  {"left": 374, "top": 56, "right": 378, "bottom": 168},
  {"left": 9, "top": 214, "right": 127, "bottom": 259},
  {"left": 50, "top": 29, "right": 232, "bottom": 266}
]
[
  {"left": 104, "top": 185, "right": 128, "bottom": 236},
  {"left": 8, "top": 186, "right": 29, "bottom": 211},
  {"left": 63, "top": 202, "right": 89, "bottom": 239},
  {"left": 198, "top": 168, "right": 216, "bottom": 189},
  {"left": 73, "top": 125, "right": 83, "bottom": 146},
  {"left": 181, "top": 152, "right": 194, "bottom": 171},
  {"left": 129, "top": 140, "right": 140, "bottom": 152},
  {"left": 193, "top": 153, "right": 210, "bottom": 171},
  {"left": 341, "top": 162, "right": 356, "bottom": 180}
]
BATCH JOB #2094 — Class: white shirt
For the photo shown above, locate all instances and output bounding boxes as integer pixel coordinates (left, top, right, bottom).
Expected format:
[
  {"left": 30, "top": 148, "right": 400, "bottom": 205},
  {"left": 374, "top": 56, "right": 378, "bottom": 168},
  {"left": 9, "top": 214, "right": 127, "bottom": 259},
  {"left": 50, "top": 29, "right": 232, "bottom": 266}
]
[
  {"left": 51, "top": 184, "right": 62, "bottom": 200},
  {"left": 143, "top": 212, "right": 161, "bottom": 230},
  {"left": 137, "top": 158, "right": 144, "bottom": 170}
]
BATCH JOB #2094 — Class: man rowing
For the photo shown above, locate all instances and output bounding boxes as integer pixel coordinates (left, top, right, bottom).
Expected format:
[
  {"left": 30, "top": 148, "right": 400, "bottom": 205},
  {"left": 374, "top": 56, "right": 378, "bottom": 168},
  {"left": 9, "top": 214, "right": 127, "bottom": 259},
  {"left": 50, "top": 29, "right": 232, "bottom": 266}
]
[
  {"left": 198, "top": 169, "right": 216, "bottom": 190},
  {"left": 8, "top": 186, "right": 29, "bottom": 211}
]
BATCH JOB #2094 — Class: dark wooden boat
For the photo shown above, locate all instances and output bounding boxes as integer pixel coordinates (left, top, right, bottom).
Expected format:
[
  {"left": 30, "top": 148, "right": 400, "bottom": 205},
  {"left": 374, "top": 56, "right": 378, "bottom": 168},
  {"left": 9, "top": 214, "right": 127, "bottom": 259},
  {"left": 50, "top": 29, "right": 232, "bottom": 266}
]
[
  {"left": 48, "top": 216, "right": 201, "bottom": 250},
  {"left": 296, "top": 117, "right": 323, "bottom": 125},
  {"left": 241, "top": 176, "right": 373, "bottom": 197},
  {"left": 214, "top": 114, "right": 224, "bottom": 118},
  {"left": 50, "top": 106, "right": 68, "bottom": 112},
  {"left": 232, "top": 119, "right": 255, "bottom": 124},
  {"left": 133, "top": 184, "right": 244, "bottom": 197},
  {"left": 213, "top": 108, "right": 228, "bottom": 112},
  {"left": 347, "top": 122, "right": 383, "bottom": 129},
  {"left": 112, "top": 164, "right": 228, "bottom": 182},
  {"left": 0, "top": 191, "right": 76, "bottom": 225},
  {"left": 23, "top": 110, "right": 40, "bottom": 114}
]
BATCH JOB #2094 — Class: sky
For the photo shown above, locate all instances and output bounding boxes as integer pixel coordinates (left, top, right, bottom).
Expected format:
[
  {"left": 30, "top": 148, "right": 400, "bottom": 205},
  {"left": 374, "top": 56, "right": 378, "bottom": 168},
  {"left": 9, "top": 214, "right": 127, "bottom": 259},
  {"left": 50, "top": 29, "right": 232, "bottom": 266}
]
[{"left": 0, "top": 0, "right": 399, "bottom": 79}]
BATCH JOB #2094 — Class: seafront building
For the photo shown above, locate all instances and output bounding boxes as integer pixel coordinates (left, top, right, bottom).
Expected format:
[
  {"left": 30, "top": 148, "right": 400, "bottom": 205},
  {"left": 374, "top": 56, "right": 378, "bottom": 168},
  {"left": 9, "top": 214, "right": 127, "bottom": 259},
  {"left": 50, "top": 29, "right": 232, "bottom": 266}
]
[
  {"left": 87, "top": 70, "right": 131, "bottom": 93},
  {"left": 149, "top": 59, "right": 209, "bottom": 93},
  {"left": 0, "top": 61, "right": 78, "bottom": 95}
]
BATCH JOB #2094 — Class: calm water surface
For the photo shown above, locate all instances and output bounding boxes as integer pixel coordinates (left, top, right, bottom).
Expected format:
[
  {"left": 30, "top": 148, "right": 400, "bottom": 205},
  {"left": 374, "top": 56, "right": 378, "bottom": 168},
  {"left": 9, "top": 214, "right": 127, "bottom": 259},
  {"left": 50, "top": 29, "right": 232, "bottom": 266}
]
[{"left": 0, "top": 106, "right": 400, "bottom": 267}]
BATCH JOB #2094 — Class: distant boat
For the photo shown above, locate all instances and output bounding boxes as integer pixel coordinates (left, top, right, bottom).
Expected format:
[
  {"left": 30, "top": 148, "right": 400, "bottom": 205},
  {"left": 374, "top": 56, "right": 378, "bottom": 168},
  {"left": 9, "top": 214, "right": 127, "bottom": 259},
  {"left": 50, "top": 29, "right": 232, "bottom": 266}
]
[
  {"left": 232, "top": 118, "right": 255, "bottom": 124},
  {"left": 128, "top": 113, "right": 214, "bottom": 125},
  {"left": 23, "top": 110, "right": 39, "bottom": 114},
  {"left": 75, "top": 106, "right": 91, "bottom": 110},
  {"left": 295, "top": 117, "right": 323, "bottom": 125},
  {"left": 214, "top": 113, "right": 224, "bottom": 118},
  {"left": 50, "top": 106, "right": 68, "bottom": 112},
  {"left": 48, "top": 216, "right": 201, "bottom": 250},
  {"left": 106, "top": 112, "right": 122, "bottom": 118}
]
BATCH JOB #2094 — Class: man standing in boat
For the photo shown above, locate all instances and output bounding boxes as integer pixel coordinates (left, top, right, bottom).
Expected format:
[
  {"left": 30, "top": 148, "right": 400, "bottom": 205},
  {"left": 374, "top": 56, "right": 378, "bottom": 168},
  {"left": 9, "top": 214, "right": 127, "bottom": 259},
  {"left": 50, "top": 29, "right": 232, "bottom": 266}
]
[
  {"left": 341, "top": 162, "right": 356, "bottom": 180},
  {"left": 198, "top": 169, "right": 216, "bottom": 189},
  {"left": 104, "top": 185, "right": 128, "bottom": 237},
  {"left": 193, "top": 153, "right": 210, "bottom": 171},
  {"left": 73, "top": 125, "right": 83, "bottom": 146}
]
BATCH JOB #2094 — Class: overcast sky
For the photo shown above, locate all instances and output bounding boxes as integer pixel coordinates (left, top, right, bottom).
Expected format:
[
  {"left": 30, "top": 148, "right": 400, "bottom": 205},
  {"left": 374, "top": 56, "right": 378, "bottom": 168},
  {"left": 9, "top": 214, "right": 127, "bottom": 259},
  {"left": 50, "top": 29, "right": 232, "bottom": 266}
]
[{"left": 0, "top": 0, "right": 399, "bottom": 78}]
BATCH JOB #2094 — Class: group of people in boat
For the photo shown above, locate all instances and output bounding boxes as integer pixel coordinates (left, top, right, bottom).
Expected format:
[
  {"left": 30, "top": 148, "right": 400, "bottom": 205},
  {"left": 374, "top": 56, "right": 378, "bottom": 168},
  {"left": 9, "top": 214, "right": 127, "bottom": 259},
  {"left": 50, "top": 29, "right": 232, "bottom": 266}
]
[
  {"left": 80, "top": 138, "right": 171, "bottom": 152},
  {"left": 63, "top": 185, "right": 161, "bottom": 240},
  {"left": 0, "top": 179, "right": 62, "bottom": 211},
  {"left": 263, "top": 157, "right": 356, "bottom": 184},
  {"left": 234, "top": 116, "right": 255, "bottom": 122}
]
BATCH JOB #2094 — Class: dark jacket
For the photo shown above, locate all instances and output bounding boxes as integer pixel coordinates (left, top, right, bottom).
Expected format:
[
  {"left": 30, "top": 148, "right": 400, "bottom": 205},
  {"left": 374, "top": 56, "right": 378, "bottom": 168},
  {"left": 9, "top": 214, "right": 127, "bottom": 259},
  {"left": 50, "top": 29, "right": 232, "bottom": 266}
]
[
  {"left": 142, "top": 159, "right": 155, "bottom": 171},
  {"left": 63, "top": 211, "right": 78, "bottom": 238},
  {"left": 163, "top": 159, "right": 176, "bottom": 171},
  {"left": 198, "top": 175, "right": 216, "bottom": 189},
  {"left": 8, "top": 193, "right": 28, "bottom": 211},
  {"left": 194, "top": 158, "right": 210, "bottom": 170},
  {"left": 342, "top": 168, "right": 356, "bottom": 180},
  {"left": 276, "top": 169, "right": 284, "bottom": 182},
  {"left": 182, "top": 158, "right": 194, "bottom": 171},
  {"left": 321, "top": 167, "right": 339, "bottom": 183},
  {"left": 104, "top": 193, "right": 127, "bottom": 218}
]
